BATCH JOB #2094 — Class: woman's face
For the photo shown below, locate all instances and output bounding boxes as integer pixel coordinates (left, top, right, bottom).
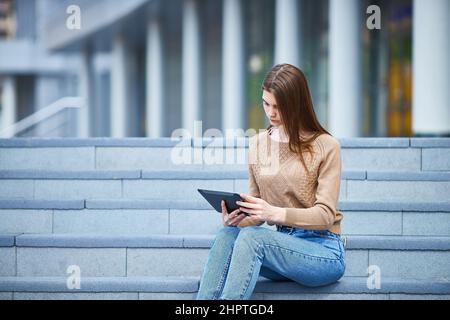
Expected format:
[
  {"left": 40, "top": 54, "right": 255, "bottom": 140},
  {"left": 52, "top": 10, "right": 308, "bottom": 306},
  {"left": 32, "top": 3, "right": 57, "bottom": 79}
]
[{"left": 262, "top": 90, "right": 282, "bottom": 126}]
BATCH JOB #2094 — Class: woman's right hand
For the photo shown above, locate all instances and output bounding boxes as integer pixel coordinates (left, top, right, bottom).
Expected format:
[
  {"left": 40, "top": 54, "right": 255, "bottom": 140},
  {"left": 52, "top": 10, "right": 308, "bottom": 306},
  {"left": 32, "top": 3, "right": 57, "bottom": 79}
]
[{"left": 221, "top": 200, "right": 246, "bottom": 227}]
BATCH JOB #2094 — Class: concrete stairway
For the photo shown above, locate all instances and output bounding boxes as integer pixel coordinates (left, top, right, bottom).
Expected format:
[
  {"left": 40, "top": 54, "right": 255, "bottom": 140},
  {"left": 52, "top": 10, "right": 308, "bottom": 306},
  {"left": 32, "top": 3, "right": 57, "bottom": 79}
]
[{"left": 0, "top": 137, "right": 449, "bottom": 300}]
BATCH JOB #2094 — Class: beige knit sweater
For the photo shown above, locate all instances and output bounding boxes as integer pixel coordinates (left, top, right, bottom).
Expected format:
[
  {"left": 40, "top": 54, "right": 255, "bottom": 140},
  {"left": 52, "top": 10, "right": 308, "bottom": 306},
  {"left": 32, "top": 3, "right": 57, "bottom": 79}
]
[{"left": 238, "top": 130, "right": 343, "bottom": 234}]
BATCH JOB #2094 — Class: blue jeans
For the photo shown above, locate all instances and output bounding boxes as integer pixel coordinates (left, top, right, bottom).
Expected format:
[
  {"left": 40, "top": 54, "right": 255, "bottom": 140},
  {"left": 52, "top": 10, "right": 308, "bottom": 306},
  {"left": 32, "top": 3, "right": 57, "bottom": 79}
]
[{"left": 196, "top": 225, "right": 346, "bottom": 300}]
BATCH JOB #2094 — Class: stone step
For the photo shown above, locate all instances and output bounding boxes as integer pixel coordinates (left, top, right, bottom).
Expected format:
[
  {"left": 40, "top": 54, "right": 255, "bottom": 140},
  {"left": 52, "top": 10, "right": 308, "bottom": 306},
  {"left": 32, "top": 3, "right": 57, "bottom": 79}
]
[
  {"left": 0, "top": 276, "right": 449, "bottom": 300},
  {"left": 1, "top": 138, "right": 449, "bottom": 171},
  {"left": 0, "top": 169, "right": 335, "bottom": 179},
  {"left": 2, "top": 169, "right": 450, "bottom": 180},
  {"left": 1, "top": 170, "right": 449, "bottom": 202},
  {"left": 0, "top": 200, "right": 449, "bottom": 236},
  {"left": 1, "top": 234, "right": 449, "bottom": 280}
]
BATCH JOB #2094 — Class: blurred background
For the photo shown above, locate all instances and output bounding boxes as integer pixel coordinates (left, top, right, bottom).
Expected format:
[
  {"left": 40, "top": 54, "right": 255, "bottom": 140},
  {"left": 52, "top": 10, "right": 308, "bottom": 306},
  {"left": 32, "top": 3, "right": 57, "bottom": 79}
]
[{"left": 0, "top": 0, "right": 448, "bottom": 138}]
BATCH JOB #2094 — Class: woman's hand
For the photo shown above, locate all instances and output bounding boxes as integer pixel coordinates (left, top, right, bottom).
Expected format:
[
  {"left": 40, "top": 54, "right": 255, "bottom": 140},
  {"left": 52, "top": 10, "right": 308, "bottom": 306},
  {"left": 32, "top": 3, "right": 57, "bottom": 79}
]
[
  {"left": 221, "top": 200, "right": 246, "bottom": 227},
  {"left": 236, "top": 194, "right": 286, "bottom": 224}
]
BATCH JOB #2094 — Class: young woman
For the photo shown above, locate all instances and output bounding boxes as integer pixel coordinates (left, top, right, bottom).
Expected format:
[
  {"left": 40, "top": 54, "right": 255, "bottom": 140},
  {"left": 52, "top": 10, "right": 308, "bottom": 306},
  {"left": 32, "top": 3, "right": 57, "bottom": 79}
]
[{"left": 196, "top": 63, "right": 345, "bottom": 300}]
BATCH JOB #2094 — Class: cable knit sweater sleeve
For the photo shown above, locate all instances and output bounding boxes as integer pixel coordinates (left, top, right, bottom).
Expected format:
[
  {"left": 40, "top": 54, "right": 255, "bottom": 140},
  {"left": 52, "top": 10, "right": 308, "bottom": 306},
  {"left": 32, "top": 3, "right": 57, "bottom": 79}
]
[{"left": 280, "top": 136, "right": 342, "bottom": 230}]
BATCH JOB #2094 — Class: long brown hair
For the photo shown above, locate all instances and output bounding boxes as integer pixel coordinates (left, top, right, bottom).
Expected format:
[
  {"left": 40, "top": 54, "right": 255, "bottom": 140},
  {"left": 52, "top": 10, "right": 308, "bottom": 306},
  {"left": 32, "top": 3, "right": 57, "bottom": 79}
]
[{"left": 262, "top": 63, "right": 331, "bottom": 172}]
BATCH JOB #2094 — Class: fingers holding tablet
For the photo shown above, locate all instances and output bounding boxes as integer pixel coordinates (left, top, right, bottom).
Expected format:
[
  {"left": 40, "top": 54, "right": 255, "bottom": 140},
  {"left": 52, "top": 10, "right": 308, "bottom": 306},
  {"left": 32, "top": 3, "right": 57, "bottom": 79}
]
[{"left": 222, "top": 200, "right": 246, "bottom": 227}]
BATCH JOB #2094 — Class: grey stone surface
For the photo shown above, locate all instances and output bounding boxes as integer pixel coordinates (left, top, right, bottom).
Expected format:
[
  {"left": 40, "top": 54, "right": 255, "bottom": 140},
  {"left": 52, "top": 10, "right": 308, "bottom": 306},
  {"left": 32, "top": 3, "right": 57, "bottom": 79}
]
[
  {"left": 0, "top": 292, "right": 13, "bottom": 300},
  {"left": 53, "top": 209, "right": 169, "bottom": 234},
  {"left": 367, "top": 171, "right": 450, "bottom": 181},
  {"left": 15, "top": 234, "right": 184, "bottom": 248},
  {"left": 14, "top": 292, "right": 139, "bottom": 300},
  {"left": 142, "top": 170, "right": 248, "bottom": 180},
  {"left": 86, "top": 199, "right": 209, "bottom": 210},
  {"left": 0, "top": 147, "right": 95, "bottom": 170},
  {"left": 0, "top": 138, "right": 190, "bottom": 147},
  {"left": 338, "top": 201, "right": 450, "bottom": 212},
  {"left": 339, "top": 138, "right": 410, "bottom": 148},
  {"left": 123, "top": 179, "right": 234, "bottom": 200},
  {"left": 96, "top": 147, "right": 202, "bottom": 170},
  {"left": 0, "top": 235, "right": 16, "bottom": 246},
  {"left": 341, "top": 211, "right": 402, "bottom": 236},
  {"left": 201, "top": 148, "right": 248, "bottom": 168},
  {"left": 34, "top": 180, "right": 122, "bottom": 200},
  {"left": 127, "top": 248, "right": 209, "bottom": 277},
  {"left": 369, "top": 250, "right": 450, "bottom": 279},
  {"left": 389, "top": 294, "right": 450, "bottom": 300},
  {"left": 0, "top": 248, "right": 15, "bottom": 276},
  {"left": 255, "top": 276, "right": 450, "bottom": 294},
  {"left": 0, "top": 170, "right": 141, "bottom": 179},
  {"left": 341, "top": 148, "right": 420, "bottom": 171},
  {"left": 403, "top": 212, "right": 450, "bottom": 236},
  {"left": 422, "top": 148, "right": 450, "bottom": 171},
  {"left": 347, "top": 236, "right": 450, "bottom": 250},
  {"left": 262, "top": 293, "right": 389, "bottom": 300},
  {"left": 342, "top": 171, "right": 366, "bottom": 180},
  {"left": 0, "top": 180, "right": 34, "bottom": 200},
  {"left": 0, "top": 209, "right": 52, "bottom": 234},
  {"left": 192, "top": 137, "right": 249, "bottom": 148},
  {"left": 343, "top": 250, "right": 368, "bottom": 277},
  {"left": 81, "top": 200, "right": 450, "bottom": 212},
  {"left": 0, "top": 276, "right": 199, "bottom": 292},
  {"left": 0, "top": 200, "right": 85, "bottom": 209},
  {"left": 182, "top": 235, "right": 215, "bottom": 248},
  {"left": 4, "top": 137, "right": 446, "bottom": 148},
  {"left": 347, "top": 180, "right": 450, "bottom": 202},
  {"left": 139, "top": 292, "right": 197, "bottom": 300},
  {"left": 0, "top": 276, "right": 448, "bottom": 295},
  {"left": 12, "top": 234, "right": 450, "bottom": 250},
  {"left": 16, "top": 248, "right": 126, "bottom": 277},
  {"left": 410, "top": 138, "right": 450, "bottom": 148},
  {"left": 234, "top": 179, "right": 249, "bottom": 193},
  {"left": 169, "top": 210, "right": 222, "bottom": 234}
]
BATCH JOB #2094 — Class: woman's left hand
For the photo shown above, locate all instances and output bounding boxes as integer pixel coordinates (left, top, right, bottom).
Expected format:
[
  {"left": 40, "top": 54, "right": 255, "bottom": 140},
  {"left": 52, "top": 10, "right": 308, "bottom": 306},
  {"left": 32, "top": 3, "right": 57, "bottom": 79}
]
[{"left": 236, "top": 194, "right": 285, "bottom": 224}]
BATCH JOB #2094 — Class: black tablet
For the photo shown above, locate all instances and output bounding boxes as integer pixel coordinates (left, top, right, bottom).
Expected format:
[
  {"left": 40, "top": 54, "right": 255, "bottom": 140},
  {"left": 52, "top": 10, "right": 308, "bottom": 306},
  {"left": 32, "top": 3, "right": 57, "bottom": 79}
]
[{"left": 198, "top": 189, "right": 245, "bottom": 214}]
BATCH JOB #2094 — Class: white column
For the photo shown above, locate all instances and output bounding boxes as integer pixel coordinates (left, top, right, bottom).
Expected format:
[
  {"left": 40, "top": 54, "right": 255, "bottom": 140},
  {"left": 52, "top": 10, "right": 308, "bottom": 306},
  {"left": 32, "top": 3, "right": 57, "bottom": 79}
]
[
  {"left": 222, "top": 0, "right": 244, "bottom": 133},
  {"left": 413, "top": 0, "right": 450, "bottom": 135},
  {"left": 274, "top": 0, "right": 300, "bottom": 67},
  {"left": 78, "top": 47, "right": 93, "bottom": 137},
  {"left": 329, "top": 0, "right": 362, "bottom": 138},
  {"left": 182, "top": 0, "right": 201, "bottom": 135},
  {"left": 110, "top": 35, "right": 128, "bottom": 138},
  {"left": 146, "top": 19, "right": 164, "bottom": 138},
  {"left": 0, "top": 77, "right": 17, "bottom": 135}
]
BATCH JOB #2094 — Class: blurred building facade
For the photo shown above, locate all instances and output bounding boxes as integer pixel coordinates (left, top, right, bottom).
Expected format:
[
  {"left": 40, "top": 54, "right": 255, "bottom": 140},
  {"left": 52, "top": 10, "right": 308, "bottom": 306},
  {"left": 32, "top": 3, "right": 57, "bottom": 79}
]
[
  {"left": 0, "top": 0, "right": 79, "bottom": 137},
  {"left": 0, "top": 0, "right": 448, "bottom": 138}
]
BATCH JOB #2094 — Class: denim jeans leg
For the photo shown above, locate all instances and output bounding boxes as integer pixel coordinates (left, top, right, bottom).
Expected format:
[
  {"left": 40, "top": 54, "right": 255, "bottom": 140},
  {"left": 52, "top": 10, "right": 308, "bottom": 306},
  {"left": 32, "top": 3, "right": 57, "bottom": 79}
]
[
  {"left": 260, "top": 266, "right": 291, "bottom": 281},
  {"left": 196, "top": 226, "right": 241, "bottom": 300},
  {"left": 219, "top": 226, "right": 345, "bottom": 300},
  {"left": 219, "top": 226, "right": 267, "bottom": 300}
]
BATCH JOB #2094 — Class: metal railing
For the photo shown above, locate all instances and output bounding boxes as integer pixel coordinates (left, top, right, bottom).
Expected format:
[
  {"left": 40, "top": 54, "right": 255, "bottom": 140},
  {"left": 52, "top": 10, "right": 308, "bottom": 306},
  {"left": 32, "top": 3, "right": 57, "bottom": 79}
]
[{"left": 0, "top": 97, "right": 84, "bottom": 138}]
